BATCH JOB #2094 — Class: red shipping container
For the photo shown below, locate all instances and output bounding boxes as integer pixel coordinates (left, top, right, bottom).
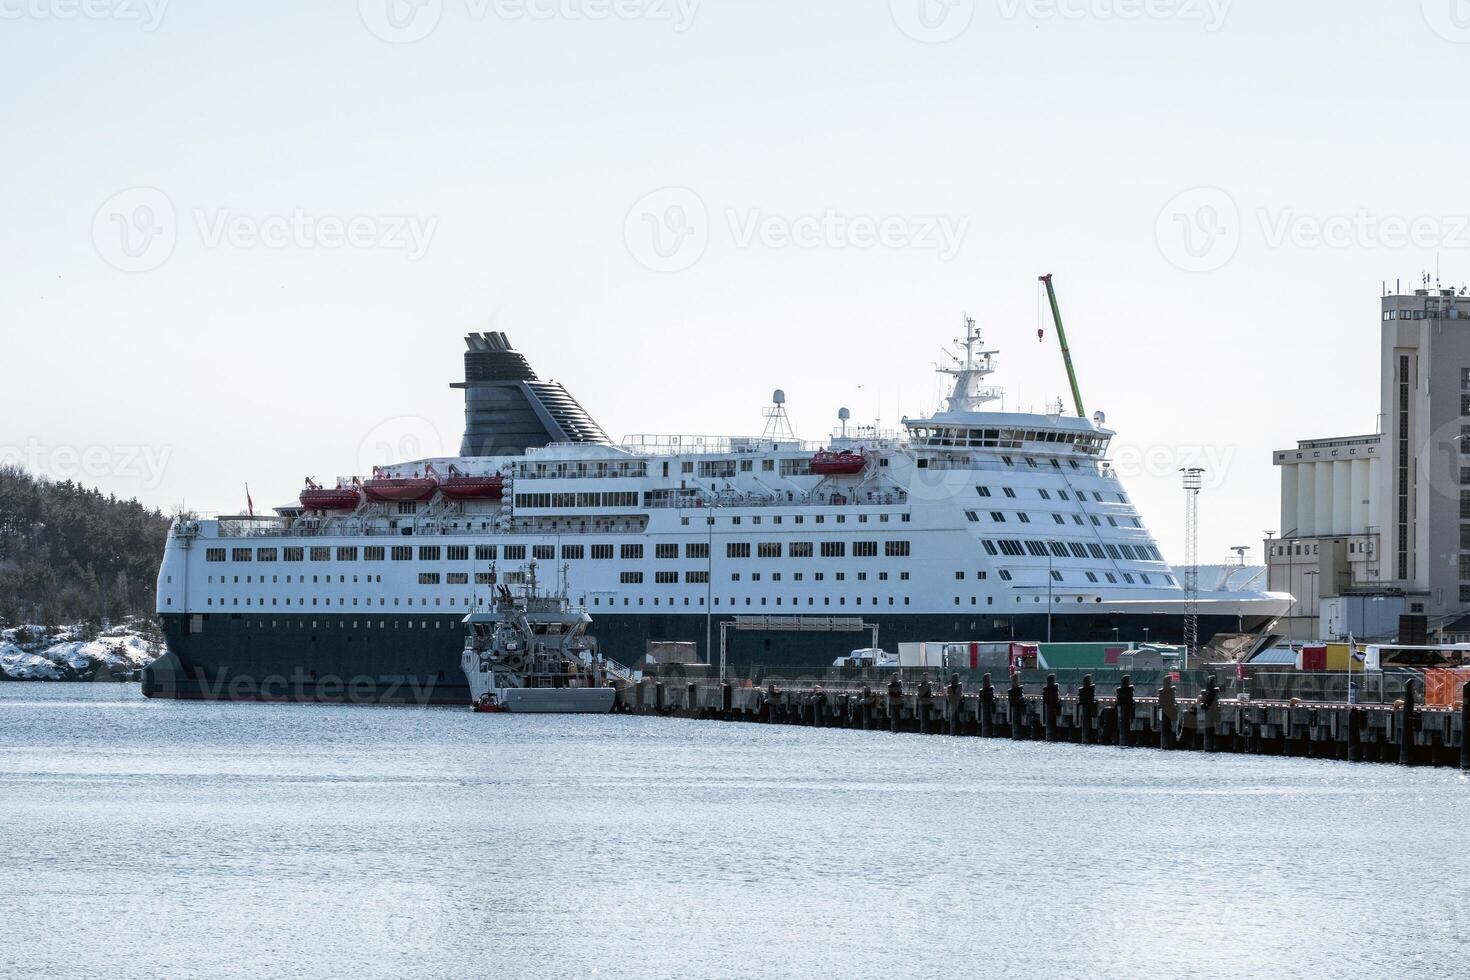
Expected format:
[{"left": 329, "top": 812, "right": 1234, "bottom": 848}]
[{"left": 1300, "top": 645, "right": 1327, "bottom": 672}]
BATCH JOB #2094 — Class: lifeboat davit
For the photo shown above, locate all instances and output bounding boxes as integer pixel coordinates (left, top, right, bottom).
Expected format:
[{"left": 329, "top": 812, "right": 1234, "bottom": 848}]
[
  {"left": 362, "top": 466, "right": 438, "bottom": 503},
  {"left": 810, "top": 450, "right": 866, "bottom": 476},
  {"left": 299, "top": 478, "right": 361, "bottom": 511},
  {"left": 439, "top": 465, "right": 505, "bottom": 501}
]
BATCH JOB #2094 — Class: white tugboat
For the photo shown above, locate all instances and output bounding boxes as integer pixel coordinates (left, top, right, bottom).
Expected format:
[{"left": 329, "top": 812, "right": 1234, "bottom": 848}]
[{"left": 459, "top": 564, "right": 631, "bottom": 713}]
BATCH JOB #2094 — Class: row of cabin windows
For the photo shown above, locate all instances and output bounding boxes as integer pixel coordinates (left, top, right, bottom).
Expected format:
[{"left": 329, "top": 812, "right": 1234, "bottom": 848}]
[
  {"left": 730, "top": 571, "right": 912, "bottom": 582},
  {"left": 967, "top": 509, "right": 1143, "bottom": 530},
  {"left": 591, "top": 594, "right": 913, "bottom": 608},
  {"left": 977, "top": 486, "right": 1127, "bottom": 505},
  {"left": 513, "top": 492, "right": 640, "bottom": 508},
  {"left": 722, "top": 541, "right": 910, "bottom": 558},
  {"left": 979, "top": 538, "right": 1166, "bottom": 564},
  {"left": 209, "top": 538, "right": 919, "bottom": 565},
  {"left": 681, "top": 513, "right": 910, "bottom": 526}
]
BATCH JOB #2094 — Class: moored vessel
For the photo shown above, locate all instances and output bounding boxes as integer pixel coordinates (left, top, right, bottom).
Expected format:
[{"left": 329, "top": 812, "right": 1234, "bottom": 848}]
[
  {"left": 151, "top": 294, "right": 1291, "bottom": 706},
  {"left": 459, "top": 566, "right": 630, "bottom": 713}
]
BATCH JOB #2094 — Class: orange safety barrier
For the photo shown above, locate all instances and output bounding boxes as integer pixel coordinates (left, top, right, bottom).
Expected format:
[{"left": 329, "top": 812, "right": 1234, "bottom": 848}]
[{"left": 1422, "top": 668, "right": 1470, "bottom": 709}]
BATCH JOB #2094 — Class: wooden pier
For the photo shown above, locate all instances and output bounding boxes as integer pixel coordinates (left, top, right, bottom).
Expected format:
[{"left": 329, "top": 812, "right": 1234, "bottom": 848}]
[{"left": 617, "top": 673, "right": 1470, "bottom": 769}]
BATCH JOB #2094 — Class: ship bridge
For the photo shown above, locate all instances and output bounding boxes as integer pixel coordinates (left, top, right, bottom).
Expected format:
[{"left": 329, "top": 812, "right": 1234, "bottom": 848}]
[{"left": 904, "top": 410, "right": 1112, "bottom": 456}]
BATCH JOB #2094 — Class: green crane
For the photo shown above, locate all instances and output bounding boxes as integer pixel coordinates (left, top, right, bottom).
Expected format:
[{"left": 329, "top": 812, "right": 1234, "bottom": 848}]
[{"left": 1038, "top": 273, "right": 1086, "bottom": 419}]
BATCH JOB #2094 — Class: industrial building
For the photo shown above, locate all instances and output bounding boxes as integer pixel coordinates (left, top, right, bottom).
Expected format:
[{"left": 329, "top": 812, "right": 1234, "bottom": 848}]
[{"left": 1267, "top": 285, "right": 1470, "bottom": 640}]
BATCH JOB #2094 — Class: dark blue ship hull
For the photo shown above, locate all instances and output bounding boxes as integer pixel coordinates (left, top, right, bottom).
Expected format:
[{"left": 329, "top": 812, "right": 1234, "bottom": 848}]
[{"left": 148, "top": 609, "right": 1273, "bottom": 705}]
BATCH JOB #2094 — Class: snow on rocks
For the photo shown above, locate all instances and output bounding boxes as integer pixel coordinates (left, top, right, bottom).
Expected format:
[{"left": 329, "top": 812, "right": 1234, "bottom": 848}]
[{"left": 0, "top": 622, "right": 162, "bottom": 682}]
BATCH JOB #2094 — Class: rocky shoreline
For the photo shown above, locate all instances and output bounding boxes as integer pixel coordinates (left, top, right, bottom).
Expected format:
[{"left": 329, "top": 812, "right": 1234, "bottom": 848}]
[{"left": 0, "top": 622, "right": 161, "bottom": 682}]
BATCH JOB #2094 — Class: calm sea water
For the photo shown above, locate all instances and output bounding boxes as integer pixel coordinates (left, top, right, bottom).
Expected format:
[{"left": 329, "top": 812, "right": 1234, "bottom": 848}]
[{"left": 0, "top": 683, "right": 1466, "bottom": 979}]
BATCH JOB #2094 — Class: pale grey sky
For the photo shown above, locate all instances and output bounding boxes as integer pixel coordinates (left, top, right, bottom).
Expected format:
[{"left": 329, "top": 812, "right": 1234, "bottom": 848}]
[{"left": 2, "top": 0, "right": 1466, "bottom": 564}]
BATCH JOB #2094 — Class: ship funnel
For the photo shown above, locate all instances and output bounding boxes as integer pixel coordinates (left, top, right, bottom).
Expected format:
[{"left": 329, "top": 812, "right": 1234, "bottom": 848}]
[{"left": 453, "top": 333, "right": 609, "bottom": 456}]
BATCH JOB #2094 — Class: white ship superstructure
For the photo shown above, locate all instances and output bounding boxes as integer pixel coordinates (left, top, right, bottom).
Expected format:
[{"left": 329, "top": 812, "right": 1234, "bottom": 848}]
[{"left": 151, "top": 318, "right": 1290, "bottom": 704}]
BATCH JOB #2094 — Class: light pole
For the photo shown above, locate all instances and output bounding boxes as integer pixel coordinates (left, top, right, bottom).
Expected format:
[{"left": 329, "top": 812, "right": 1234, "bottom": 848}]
[{"left": 1181, "top": 468, "right": 1205, "bottom": 661}]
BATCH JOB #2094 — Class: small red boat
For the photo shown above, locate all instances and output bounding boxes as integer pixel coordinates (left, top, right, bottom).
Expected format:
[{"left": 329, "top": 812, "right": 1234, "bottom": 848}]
[
  {"left": 473, "top": 693, "right": 507, "bottom": 713},
  {"left": 362, "top": 466, "right": 438, "bottom": 503},
  {"left": 299, "top": 478, "right": 361, "bottom": 511},
  {"left": 810, "top": 450, "right": 866, "bottom": 476},
  {"left": 438, "top": 465, "right": 505, "bottom": 501}
]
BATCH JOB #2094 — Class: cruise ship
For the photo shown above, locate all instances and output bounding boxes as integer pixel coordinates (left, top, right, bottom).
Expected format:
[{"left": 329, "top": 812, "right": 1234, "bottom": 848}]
[{"left": 149, "top": 314, "right": 1290, "bottom": 703}]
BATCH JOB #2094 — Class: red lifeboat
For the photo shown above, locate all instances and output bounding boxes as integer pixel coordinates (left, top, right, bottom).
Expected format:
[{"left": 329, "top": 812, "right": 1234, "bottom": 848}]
[
  {"left": 362, "top": 466, "right": 438, "bottom": 503},
  {"left": 439, "top": 465, "right": 505, "bottom": 501},
  {"left": 299, "top": 478, "right": 361, "bottom": 511},
  {"left": 810, "top": 450, "right": 866, "bottom": 476}
]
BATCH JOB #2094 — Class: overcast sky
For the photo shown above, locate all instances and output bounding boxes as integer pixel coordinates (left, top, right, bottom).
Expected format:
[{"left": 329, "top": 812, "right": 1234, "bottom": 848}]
[{"left": 3, "top": 0, "right": 1467, "bottom": 565}]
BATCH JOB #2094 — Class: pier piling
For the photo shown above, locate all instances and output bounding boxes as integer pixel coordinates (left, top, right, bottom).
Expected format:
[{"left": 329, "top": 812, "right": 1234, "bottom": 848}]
[
  {"left": 1008, "top": 676, "right": 1025, "bottom": 740},
  {"left": 1461, "top": 682, "right": 1470, "bottom": 772},
  {"left": 1079, "top": 675, "right": 1096, "bottom": 746},
  {"left": 1043, "top": 674, "right": 1060, "bottom": 742},
  {"left": 979, "top": 674, "right": 996, "bottom": 738},
  {"left": 1400, "top": 678, "right": 1418, "bottom": 767},
  {"left": 1116, "top": 676, "right": 1134, "bottom": 748},
  {"left": 1158, "top": 676, "right": 1176, "bottom": 750}
]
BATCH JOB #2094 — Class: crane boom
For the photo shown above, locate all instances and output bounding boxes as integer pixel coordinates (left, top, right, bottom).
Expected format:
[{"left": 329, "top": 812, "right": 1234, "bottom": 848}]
[{"left": 1038, "top": 273, "right": 1086, "bottom": 419}]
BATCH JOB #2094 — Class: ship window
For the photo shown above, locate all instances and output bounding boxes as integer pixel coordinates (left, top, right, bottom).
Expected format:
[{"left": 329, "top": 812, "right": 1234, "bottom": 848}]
[
  {"left": 686, "top": 542, "right": 710, "bottom": 559},
  {"left": 563, "top": 545, "right": 585, "bottom": 560},
  {"left": 447, "top": 546, "right": 469, "bottom": 561},
  {"left": 591, "top": 544, "right": 613, "bottom": 560},
  {"left": 1086, "top": 572, "right": 1098, "bottom": 583},
  {"left": 759, "top": 542, "right": 782, "bottom": 558},
  {"left": 998, "top": 570, "right": 1013, "bottom": 581},
  {"left": 504, "top": 545, "right": 526, "bottom": 560},
  {"left": 1051, "top": 571, "right": 1062, "bottom": 582},
  {"left": 727, "top": 543, "right": 751, "bottom": 558},
  {"left": 363, "top": 547, "right": 383, "bottom": 561},
  {"left": 621, "top": 544, "right": 644, "bottom": 559},
  {"left": 418, "top": 546, "right": 440, "bottom": 561},
  {"left": 1002, "top": 487, "right": 1016, "bottom": 498},
  {"left": 392, "top": 546, "right": 413, "bottom": 561},
  {"left": 533, "top": 545, "right": 554, "bottom": 560},
  {"left": 790, "top": 542, "right": 813, "bottom": 558},
  {"left": 206, "top": 548, "right": 225, "bottom": 562},
  {"left": 821, "top": 541, "right": 845, "bottom": 558},
  {"left": 982, "top": 540, "right": 998, "bottom": 555},
  {"left": 884, "top": 541, "right": 910, "bottom": 557},
  {"left": 655, "top": 571, "right": 678, "bottom": 584},
  {"left": 977, "top": 486, "right": 992, "bottom": 497},
  {"left": 853, "top": 541, "right": 877, "bottom": 557},
  {"left": 231, "top": 548, "right": 252, "bottom": 562},
  {"left": 418, "top": 573, "right": 440, "bottom": 585},
  {"left": 657, "top": 543, "right": 679, "bottom": 559},
  {"left": 1018, "top": 514, "right": 1031, "bottom": 524},
  {"left": 991, "top": 512, "right": 1005, "bottom": 523},
  {"left": 1038, "top": 489, "right": 1051, "bottom": 500}
]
